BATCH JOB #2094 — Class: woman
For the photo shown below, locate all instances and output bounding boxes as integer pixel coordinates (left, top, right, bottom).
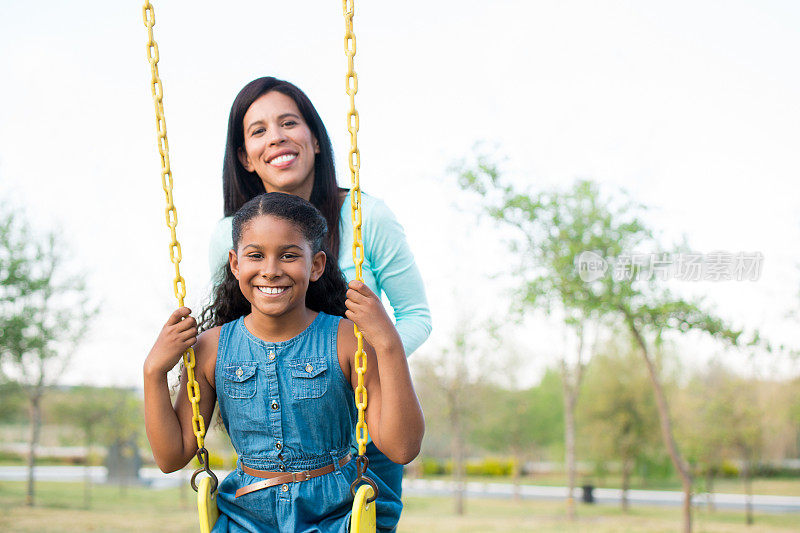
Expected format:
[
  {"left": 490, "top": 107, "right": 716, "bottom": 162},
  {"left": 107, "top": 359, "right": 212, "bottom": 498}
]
[{"left": 208, "top": 77, "right": 431, "bottom": 532}]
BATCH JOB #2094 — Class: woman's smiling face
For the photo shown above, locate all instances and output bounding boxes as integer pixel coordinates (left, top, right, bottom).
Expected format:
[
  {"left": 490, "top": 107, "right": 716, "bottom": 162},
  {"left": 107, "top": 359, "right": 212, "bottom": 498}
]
[
  {"left": 237, "top": 91, "right": 320, "bottom": 201},
  {"left": 230, "top": 214, "right": 325, "bottom": 320}
]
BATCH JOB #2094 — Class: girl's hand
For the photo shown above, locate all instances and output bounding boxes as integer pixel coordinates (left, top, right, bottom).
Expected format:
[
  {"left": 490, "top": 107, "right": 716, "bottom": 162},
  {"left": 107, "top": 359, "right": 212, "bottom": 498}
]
[
  {"left": 345, "top": 281, "right": 402, "bottom": 354},
  {"left": 144, "top": 307, "right": 197, "bottom": 376}
]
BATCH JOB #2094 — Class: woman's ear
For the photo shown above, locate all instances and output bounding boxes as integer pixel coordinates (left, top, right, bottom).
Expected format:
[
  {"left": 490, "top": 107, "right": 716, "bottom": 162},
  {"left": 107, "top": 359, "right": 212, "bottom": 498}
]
[
  {"left": 229, "top": 249, "right": 240, "bottom": 279},
  {"left": 237, "top": 147, "right": 254, "bottom": 172},
  {"left": 310, "top": 251, "right": 326, "bottom": 282}
]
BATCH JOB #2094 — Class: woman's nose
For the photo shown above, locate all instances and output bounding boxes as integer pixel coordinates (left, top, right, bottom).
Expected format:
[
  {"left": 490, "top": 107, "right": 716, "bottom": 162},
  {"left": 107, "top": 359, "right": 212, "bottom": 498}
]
[{"left": 268, "top": 128, "right": 287, "bottom": 146}]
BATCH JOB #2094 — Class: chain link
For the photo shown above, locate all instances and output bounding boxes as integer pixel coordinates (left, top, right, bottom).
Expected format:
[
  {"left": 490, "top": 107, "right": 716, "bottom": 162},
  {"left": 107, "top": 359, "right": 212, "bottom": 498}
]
[
  {"left": 143, "top": 1, "right": 206, "bottom": 453},
  {"left": 343, "top": 0, "right": 369, "bottom": 460}
]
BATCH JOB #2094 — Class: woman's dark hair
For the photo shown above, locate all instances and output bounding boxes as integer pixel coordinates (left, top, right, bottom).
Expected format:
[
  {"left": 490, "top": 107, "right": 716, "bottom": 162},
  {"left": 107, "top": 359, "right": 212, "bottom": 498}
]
[
  {"left": 222, "top": 77, "right": 342, "bottom": 260},
  {"left": 200, "top": 192, "right": 348, "bottom": 329}
]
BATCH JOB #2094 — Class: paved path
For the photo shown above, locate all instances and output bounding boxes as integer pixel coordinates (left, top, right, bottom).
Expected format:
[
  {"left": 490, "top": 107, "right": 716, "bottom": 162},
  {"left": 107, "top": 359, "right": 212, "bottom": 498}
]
[
  {"left": 2, "top": 467, "right": 799, "bottom": 513},
  {"left": 402, "top": 479, "right": 800, "bottom": 513}
]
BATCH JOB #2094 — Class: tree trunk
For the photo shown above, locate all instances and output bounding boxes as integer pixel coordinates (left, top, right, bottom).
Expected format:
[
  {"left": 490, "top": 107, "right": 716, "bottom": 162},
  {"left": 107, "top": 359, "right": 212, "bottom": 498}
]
[
  {"left": 621, "top": 456, "right": 632, "bottom": 512},
  {"left": 705, "top": 471, "right": 715, "bottom": 512},
  {"left": 84, "top": 429, "right": 92, "bottom": 509},
  {"left": 26, "top": 392, "right": 42, "bottom": 507},
  {"left": 743, "top": 459, "right": 754, "bottom": 525},
  {"left": 563, "top": 382, "right": 577, "bottom": 520},
  {"left": 451, "top": 392, "right": 465, "bottom": 516},
  {"left": 511, "top": 449, "right": 522, "bottom": 502},
  {"left": 560, "top": 321, "right": 586, "bottom": 521},
  {"left": 626, "top": 318, "right": 693, "bottom": 533}
]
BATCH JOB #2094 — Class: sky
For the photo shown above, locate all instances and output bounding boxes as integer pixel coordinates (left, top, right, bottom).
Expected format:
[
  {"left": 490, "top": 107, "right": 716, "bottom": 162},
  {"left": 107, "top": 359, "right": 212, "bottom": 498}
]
[{"left": 0, "top": 1, "right": 798, "bottom": 388}]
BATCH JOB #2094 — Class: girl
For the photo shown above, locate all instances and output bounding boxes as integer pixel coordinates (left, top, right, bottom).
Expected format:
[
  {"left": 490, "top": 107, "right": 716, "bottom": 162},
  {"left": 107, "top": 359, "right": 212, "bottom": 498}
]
[
  {"left": 209, "top": 77, "right": 432, "bottom": 526},
  {"left": 145, "top": 192, "right": 424, "bottom": 533}
]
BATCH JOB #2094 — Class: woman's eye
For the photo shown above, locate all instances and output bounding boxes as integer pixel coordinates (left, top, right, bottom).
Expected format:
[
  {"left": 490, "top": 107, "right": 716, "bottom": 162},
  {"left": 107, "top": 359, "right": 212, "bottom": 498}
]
[
  {"left": 282, "top": 120, "right": 296, "bottom": 127},
  {"left": 251, "top": 127, "right": 266, "bottom": 136}
]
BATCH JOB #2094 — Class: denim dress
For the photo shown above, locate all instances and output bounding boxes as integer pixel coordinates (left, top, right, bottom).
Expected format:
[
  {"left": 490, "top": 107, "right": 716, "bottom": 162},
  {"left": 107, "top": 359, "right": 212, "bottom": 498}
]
[{"left": 211, "top": 313, "right": 401, "bottom": 533}]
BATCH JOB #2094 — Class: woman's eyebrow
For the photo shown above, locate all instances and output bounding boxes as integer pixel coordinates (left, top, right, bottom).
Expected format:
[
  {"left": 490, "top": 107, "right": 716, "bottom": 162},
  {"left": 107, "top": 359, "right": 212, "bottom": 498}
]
[{"left": 277, "top": 113, "right": 301, "bottom": 121}]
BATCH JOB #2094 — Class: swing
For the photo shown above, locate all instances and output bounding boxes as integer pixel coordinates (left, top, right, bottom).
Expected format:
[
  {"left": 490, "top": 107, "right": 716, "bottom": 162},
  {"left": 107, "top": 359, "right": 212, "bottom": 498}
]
[{"left": 142, "top": 1, "right": 377, "bottom": 532}]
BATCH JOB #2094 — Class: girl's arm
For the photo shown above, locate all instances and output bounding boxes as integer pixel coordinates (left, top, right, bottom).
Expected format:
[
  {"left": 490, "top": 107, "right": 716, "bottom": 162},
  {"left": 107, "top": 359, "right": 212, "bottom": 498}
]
[
  {"left": 143, "top": 307, "right": 219, "bottom": 473},
  {"left": 340, "top": 281, "right": 424, "bottom": 464}
]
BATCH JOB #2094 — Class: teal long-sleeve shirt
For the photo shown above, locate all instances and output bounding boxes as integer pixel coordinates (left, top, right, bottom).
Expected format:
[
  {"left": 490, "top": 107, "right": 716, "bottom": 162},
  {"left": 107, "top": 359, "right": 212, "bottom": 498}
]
[{"left": 208, "top": 191, "right": 432, "bottom": 356}]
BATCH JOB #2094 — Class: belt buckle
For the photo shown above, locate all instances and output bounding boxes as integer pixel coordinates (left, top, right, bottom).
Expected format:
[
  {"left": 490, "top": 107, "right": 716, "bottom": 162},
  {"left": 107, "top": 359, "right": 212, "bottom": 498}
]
[{"left": 293, "top": 471, "right": 311, "bottom": 483}]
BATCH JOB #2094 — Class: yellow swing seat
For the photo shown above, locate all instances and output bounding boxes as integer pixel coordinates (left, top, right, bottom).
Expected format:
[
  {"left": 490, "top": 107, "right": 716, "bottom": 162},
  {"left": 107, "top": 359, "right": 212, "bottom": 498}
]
[{"left": 198, "top": 476, "right": 220, "bottom": 533}]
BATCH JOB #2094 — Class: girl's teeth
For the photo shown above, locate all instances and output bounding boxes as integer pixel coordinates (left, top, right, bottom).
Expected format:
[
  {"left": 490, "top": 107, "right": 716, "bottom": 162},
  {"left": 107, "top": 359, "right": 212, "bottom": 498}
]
[
  {"left": 270, "top": 154, "right": 296, "bottom": 165},
  {"left": 258, "top": 287, "right": 287, "bottom": 295}
]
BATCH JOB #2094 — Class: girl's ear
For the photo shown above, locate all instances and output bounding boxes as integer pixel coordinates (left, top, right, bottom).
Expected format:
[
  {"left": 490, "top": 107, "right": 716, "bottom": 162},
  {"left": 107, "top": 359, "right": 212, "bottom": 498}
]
[
  {"left": 310, "top": 251, "right": 326, "bottom": 282},
  {"left": 229, "top": 249, "right": 240, "bottom": 279},
  {"left": 237, "top": 147, "right": 254, "bottom": 172}
]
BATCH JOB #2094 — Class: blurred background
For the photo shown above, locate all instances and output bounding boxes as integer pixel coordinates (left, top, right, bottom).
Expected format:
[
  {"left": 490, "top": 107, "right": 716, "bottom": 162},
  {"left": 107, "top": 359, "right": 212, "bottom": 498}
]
[{"left": 1, "top": 1, "right": 798, "bottom": 531}]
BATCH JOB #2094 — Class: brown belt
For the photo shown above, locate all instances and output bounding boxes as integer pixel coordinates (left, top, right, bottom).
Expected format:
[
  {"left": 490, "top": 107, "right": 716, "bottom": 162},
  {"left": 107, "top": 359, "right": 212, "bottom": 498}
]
[{"left": 235, "top": 454, "right": 352, "bottom": 498}]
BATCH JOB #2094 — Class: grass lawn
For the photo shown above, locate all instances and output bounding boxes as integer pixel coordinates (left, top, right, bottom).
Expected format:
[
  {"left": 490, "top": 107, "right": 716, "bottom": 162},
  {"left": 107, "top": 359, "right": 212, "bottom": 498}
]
[{"left": 1, "top": 480, "right": 798, "bottom": 532}]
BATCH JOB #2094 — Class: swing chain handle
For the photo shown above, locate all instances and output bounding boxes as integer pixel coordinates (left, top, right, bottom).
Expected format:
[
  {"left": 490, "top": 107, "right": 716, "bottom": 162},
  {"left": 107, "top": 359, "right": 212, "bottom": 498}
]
[
  {"left": 190, "top": 447, "right": 219, "bottom": 496},
  {"left": 349, "top": 454, "right": 378, "bottom": 504}
]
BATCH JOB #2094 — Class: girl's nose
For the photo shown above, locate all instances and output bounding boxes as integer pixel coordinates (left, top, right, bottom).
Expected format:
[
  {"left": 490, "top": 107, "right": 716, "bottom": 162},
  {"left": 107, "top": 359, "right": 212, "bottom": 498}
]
[{"left": 261, "top": 257, "right": 282, "bottom": 278}]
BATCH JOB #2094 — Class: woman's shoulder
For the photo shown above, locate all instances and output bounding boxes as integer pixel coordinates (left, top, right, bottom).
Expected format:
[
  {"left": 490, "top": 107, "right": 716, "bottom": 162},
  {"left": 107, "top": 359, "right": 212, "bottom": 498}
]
[
  {"left": 342, "top": 190, "right": 398, "bottom": 225},
  {"left": 212, "top": 216, "right": 233, "bottom": 237}
]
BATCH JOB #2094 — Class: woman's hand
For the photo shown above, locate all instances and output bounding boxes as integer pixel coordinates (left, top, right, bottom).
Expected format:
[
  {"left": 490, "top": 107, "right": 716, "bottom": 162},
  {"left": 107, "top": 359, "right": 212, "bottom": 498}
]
[
  {"left": 344, "top": 281, "right": 403, "bottom": 354},
  {"left": 144, "top": 307, "right": 197, "bottom": 376}
]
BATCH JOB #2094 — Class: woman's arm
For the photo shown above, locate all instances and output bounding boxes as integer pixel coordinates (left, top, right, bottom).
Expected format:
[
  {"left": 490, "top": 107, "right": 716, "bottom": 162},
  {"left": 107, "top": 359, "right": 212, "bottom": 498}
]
[
  {"left": 340, "top": 281, "right": 424, "bottom": 464},
  {"left": 143, "top": 308, "right": 219, "bottom": 473},
  {"left": 359, "top": 197, "right": 432, "bottom": 355}
]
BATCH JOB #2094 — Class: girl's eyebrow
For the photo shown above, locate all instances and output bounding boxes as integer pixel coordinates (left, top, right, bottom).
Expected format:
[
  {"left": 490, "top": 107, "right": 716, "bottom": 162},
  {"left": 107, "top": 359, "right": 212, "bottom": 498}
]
[{"left": 241, "top": 243, "right": 304, "bottom": 251}]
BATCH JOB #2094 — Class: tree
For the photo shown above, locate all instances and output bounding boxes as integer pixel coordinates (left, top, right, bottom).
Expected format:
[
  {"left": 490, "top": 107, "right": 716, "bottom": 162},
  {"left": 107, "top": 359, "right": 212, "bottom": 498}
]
[
  {"left": 51, "top": 386, "right": 143, "bottom": 507},
  {"left": 456, "top": 153, "right": 741, "bottom": 532},
  {"left": 455, "top": 158, "right": 610, "bottom": 519},
  {"left": 0, "top": 206, "right": 95, "bottom": 506},
  {"left": 471, "top": 369, "right": 564, "bottom": 499},
  {"left": 578, "top": 337, "right": 660, "bottom": 511},
  {"left": 413, "top": 315, "right": 488, "bottom": 516}
]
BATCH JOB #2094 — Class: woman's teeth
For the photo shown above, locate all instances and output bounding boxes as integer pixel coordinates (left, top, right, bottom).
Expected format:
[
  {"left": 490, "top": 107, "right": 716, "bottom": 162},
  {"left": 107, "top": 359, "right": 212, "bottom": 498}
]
[
  {"left": 270, "top": 154, "right": 296, "bottom": 165},
  {"left": 257, "top": 287, "right": 287, "bottom": 295}
]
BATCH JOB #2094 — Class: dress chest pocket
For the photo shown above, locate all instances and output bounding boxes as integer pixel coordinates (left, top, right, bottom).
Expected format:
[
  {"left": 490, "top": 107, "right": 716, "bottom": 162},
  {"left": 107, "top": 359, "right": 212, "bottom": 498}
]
[
  {"left": 289, "top": 358, "right": 328, "bottom": 400},
  {"left": 222, "top": 362, "right": 257, "bottom": 399}
]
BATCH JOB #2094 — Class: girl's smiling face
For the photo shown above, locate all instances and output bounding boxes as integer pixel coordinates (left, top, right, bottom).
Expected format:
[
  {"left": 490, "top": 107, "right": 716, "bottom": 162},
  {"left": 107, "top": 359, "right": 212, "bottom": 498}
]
[
  {"left": 237, "top": 91, "right": 320, "bottom": 201},
  {"left": 230, "top": 214, "right": 325, "bottom": 319}
]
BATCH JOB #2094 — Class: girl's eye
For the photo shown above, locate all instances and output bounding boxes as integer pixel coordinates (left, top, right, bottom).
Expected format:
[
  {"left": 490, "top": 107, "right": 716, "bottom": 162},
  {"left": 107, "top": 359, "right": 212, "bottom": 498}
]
[
  {"left": 247, "top": 253, "right": 263, "bottom": 259},
  {"left": 281, "top": 253, "right": 298, "bottom": 260}
]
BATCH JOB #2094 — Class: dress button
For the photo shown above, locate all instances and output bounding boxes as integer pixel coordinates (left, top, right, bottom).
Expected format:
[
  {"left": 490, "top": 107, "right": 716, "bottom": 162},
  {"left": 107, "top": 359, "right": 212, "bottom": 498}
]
[
  {"left": 305, "top": 363, "right": 313, "bottom": 373},
  {"left": 275, "top": 442, "right": 282, "bottom": 450},
  {"left": 236, "top": 367, "right": 243, "bottom": 378},
  {"left": 271, "top": 400, "right": 279, "bottom": 410},
  {"left": 281, "top": 484, "right": 289, "bottom": 492},
  {"left": 279, "top": 464, "right": 286, "bottom": 471},
  {"left": 268, "top": 351, "right": 275, "bottom": 361}
]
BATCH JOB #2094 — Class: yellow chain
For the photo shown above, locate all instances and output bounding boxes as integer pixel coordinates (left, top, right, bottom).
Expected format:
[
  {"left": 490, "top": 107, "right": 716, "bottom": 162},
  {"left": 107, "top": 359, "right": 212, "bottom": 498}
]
[
  {"left": 143, "top": 1, "right": 206, "bottom": 451},
  {"left": 343, "top": 0, "right": 368, "bottom": 457}
]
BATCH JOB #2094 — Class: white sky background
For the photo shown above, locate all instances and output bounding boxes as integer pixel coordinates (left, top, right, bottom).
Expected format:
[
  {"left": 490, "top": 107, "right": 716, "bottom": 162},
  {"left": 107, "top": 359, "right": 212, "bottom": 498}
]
[{"left": 0, "top": 1, "right": 798, "bottom": 388}]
